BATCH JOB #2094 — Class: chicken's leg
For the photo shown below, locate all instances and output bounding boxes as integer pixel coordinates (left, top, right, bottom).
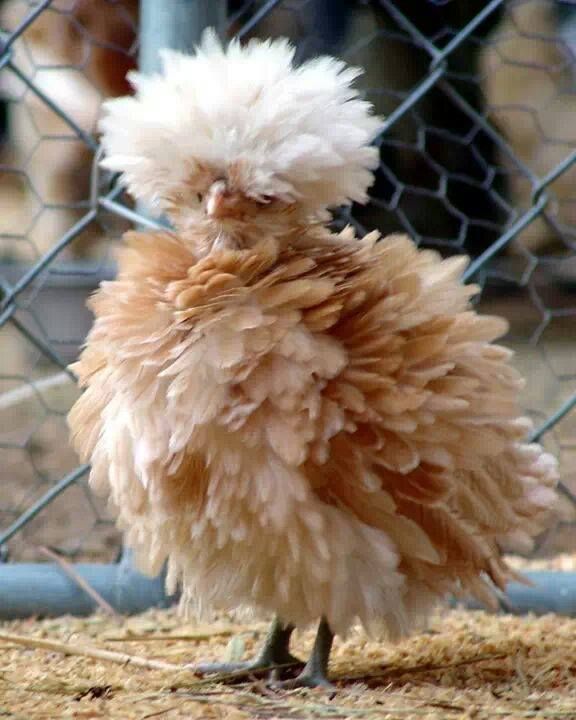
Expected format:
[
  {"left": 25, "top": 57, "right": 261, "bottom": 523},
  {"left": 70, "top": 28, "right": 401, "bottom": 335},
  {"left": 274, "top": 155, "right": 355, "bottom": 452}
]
[
  {"left": 271, "top": 616, "right": 334, "bottom": 690},
  {"left": 196, "top": 616, "right": 302, "bottom": 677}
]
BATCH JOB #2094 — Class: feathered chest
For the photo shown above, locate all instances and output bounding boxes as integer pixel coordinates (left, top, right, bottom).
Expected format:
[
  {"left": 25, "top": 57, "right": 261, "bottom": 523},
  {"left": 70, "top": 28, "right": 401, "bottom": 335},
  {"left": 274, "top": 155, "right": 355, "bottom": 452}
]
[
  {"left": 71, "top": 226, "right": 522, "bottom": 486},
  {"left": 73, "top": 230, "right": 375, "bottom": 468}
]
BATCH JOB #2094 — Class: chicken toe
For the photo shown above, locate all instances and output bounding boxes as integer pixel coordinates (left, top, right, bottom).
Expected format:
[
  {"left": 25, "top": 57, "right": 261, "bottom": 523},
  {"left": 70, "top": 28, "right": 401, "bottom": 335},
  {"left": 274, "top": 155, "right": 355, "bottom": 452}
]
[{"left": 196, "top": 616, "right": 303, "bottom": 680}]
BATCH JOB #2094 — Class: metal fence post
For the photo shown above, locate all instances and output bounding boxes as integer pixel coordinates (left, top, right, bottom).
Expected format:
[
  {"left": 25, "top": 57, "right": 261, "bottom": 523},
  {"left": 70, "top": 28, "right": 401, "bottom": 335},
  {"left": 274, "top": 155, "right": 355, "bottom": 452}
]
[
  {"left": 140, "top": 0, "right": 227, "bottom": 74},
  {"left": 0, "top": 0, "right": 227, "bottom": 619}
]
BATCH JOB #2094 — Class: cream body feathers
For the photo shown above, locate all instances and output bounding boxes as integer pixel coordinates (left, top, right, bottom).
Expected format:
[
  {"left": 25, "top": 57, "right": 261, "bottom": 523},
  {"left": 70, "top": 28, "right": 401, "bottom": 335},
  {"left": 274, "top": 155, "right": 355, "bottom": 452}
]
[
  {"left": 69, "top": 228, "right": 558, "bottom": 636},
  {"left": 68, "top": 34, "right": 558, "bottom": 638}
]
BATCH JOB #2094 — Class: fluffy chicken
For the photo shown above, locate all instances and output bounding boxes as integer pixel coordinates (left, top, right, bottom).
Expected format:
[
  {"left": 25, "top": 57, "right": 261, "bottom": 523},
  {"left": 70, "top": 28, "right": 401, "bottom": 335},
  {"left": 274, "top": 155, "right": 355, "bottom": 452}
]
[{"left": 68, "top": 32, "right": 559, "bottom": 688}]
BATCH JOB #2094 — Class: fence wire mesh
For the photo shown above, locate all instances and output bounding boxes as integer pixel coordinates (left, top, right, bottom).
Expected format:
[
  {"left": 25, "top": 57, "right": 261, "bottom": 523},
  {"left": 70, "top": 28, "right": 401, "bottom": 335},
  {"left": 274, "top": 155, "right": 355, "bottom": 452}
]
[{"left": 0, "top": 0, "right": 575, "bottom": 573}]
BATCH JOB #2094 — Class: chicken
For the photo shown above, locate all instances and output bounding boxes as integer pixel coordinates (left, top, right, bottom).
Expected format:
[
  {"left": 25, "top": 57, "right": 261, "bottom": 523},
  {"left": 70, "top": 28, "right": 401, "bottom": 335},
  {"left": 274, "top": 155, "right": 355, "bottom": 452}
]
[{"left": 67, "top": 32, "right": 559, "bottom": 689}]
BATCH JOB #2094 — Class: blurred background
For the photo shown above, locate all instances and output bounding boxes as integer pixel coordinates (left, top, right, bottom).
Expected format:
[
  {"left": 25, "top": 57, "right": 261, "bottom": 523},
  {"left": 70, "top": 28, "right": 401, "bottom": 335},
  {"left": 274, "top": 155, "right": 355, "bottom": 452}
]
[{"left": 0, "top": 0, "right": 575, "bottom": 573}]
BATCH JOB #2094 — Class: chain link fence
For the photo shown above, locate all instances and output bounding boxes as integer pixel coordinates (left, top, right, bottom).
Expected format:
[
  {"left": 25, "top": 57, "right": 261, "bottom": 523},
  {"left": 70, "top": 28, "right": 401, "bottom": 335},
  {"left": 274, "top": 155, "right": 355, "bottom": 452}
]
[{"left": 0, "top": 0, "right": 575, "bottom": 613}]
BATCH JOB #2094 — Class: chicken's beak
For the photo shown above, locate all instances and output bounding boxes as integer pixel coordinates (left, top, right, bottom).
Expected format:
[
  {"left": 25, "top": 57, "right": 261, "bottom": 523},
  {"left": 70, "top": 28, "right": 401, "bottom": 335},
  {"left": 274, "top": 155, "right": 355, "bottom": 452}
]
[{"left": 206, "top": 180, "right": 230, "bottom": 219}]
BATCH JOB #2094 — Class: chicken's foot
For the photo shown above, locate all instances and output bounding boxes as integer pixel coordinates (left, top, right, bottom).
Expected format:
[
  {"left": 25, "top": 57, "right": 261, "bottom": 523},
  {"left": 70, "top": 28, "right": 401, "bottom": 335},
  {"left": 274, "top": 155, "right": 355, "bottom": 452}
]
[
  {"left": 196, "top": 616, "right": 302, "bottom": 678},
  {"left": 271, "top": 616, "right": 335, "bottom": 690}
]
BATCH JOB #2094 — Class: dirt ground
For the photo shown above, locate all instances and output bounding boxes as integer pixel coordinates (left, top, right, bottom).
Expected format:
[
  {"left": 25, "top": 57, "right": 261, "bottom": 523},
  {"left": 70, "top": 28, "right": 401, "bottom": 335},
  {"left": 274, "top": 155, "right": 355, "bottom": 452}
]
[{"left": 1, "top": 606, "right": 576, "bottom": 720}]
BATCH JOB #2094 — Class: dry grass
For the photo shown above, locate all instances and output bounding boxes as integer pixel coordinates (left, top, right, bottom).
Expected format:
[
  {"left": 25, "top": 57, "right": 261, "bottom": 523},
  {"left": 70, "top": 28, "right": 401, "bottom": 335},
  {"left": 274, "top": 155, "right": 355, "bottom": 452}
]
[{"left": 1, "top": 606, "right": 576, "bottom": 719}]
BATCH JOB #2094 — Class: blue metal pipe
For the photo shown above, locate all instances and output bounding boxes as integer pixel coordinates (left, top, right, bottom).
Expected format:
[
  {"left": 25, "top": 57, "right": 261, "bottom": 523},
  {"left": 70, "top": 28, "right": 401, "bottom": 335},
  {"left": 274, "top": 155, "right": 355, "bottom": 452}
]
[
  {"left": 455, "top": 572, "right": 576, "bottom": 617},
  {"left": 1, "top": 565, "right": 576, "bottom": 619},
  {"left": 0, "top": 552, "right": 174, "bottom": 619}
]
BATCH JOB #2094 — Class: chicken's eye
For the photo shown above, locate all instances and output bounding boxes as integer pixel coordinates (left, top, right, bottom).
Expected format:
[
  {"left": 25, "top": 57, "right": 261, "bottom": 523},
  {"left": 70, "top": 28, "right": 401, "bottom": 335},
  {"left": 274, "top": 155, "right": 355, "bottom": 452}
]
[{"left": 196, "top": 193, "right": 203, "bottom": 202}]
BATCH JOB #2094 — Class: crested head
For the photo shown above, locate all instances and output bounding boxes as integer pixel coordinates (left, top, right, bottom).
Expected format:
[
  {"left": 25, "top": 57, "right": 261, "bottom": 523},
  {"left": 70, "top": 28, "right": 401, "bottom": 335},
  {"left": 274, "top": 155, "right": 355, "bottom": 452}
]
[{"left": 99, "top": 29, "right": 382, "bottom": 236}]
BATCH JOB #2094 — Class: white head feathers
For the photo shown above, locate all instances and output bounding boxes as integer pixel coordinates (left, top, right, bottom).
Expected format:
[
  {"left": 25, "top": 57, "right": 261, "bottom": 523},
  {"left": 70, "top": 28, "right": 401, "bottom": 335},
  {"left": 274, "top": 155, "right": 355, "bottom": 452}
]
[{"left": 99, "top": 30, "right": 383, "bottom": 219}]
